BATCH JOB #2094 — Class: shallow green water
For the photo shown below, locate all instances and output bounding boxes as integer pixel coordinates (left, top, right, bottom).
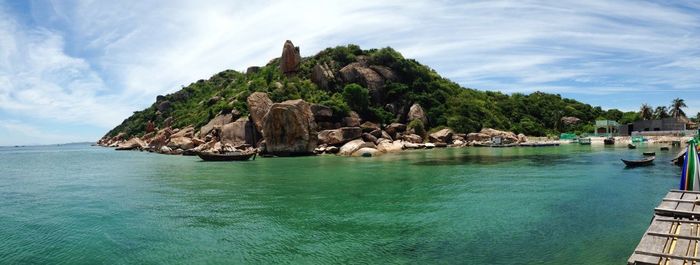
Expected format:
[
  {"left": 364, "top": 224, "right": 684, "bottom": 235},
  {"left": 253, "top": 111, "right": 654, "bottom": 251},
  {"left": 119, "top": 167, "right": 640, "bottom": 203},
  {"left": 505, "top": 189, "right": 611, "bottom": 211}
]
[{"left": 0, "top": 144, "right": 682, "bottom": 264}]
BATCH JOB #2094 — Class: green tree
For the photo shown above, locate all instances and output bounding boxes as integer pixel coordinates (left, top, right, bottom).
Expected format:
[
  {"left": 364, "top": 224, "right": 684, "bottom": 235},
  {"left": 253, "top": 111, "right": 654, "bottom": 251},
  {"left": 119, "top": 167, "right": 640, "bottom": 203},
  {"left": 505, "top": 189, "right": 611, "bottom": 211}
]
[
  {"left": 342, "top": 83, "right": 369, "bottom": 113},
  {"left": 639, "top": 104, "right": 653, "bottom": 120},
  {"left": 670, "top": 98, "right": 687, "bottom": 118},
  {"left": 654, "top": 106, "right": 669, "bottom": 119}
]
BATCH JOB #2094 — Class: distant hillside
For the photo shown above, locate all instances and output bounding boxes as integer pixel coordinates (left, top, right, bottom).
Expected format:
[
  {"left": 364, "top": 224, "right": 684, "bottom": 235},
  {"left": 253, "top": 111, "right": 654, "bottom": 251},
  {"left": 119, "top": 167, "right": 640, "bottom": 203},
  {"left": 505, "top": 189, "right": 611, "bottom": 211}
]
[{"left": 104, "top": 42, "right": 614, "bottom": 139}]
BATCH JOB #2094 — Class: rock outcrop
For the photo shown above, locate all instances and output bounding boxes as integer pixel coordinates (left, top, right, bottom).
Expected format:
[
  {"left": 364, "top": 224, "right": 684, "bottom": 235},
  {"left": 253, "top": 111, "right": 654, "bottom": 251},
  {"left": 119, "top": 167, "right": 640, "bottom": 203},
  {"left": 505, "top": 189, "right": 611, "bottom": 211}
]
[
  {"left": 220, "top": 117, "right": 260, "bottom": 147},
  {"left": 311, "top": 104, "right": 333, "bottom": 122},
  {"left": 199, "top": 112, "right": 237, "bottom": 137},
  {"left": 246, "top": 92, "right": 273, "bottom": 133},
  {"left": 317, "top": 127, "right": 362, "bottom": 146},
  {"left": 115, "top": 137, "right": 147, "bottom": 150},
  {"left": 280, "top": 40, "right": 301, "bottom": 76},
  {"left": 338, "top": 139, "right": 376, "bottom": 156},
  {"left": 429, "top": 128, "right": 453, "bottom": 143},
  {"left": 262, "top": 99, "right": 317, "bottom": 155},
  {"left": 479, "top": 128, "right": 519, "bottom": 144},
  {"left": 385, "top": 123, "right": 406, "bottom": 138},
  {"left": 339, "top": 62, "right": 385, "bottom": 104},
  {"left": 408, "top": 103, "right": 427, "bottom": 125},
  {"left": 311, "top": 62, "right": 335, "bottom": 90}
]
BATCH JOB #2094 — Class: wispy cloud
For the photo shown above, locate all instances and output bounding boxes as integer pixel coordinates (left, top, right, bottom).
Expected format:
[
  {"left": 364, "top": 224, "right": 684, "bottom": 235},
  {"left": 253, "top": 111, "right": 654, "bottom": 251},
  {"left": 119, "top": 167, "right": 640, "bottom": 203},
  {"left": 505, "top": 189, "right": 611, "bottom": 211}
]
[{"left": 1, "top": 0, "right": 700, "bottom": 145}]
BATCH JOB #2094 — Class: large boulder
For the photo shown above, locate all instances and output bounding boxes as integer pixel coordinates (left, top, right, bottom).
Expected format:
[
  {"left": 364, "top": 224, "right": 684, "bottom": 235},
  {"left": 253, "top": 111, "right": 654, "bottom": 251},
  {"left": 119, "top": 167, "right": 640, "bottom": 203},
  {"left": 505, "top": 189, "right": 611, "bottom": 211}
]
[
  {"left": 377, "top": 140, "right": 404, "bottom": 153},
  {"left": 246, "top": 66, "right": 260, "bottom": 75},
  {"left": 311, "top": 104, "right": 333, "bottom": 122},
  {"left": 352, "top": 147, "right": 380, "bottom": 157},
  {"left": 370, "top": 65, "right": 398, "bottom": 81},
  {"left": 362, "top": 133, "right": 378, "bottom": 143},
  {"left": 116, "top": 137, "right": 147, "bottom": 150},
  {"left": 343, "top": 111, "right": 361, "bottom": 127},
  {"left": 338, "top": 139, "right": 376, "bottom": 156},
  {"left": 385, "top": 123, "right": 407, "bottom": 137},
  {"left": 429, "top": 128, "right": 454, "bottom": 143},
  {"left": 318, "top": 127, "right": 362, "bottom": 146},
  {"left": 407, "top": 103, "right": 427, "bottom": 125},
  {"left": 167, "top": 136, "right": 196, "bottom": 150},
  {"left": 199, "top": 113, "right": 237, "bottom": 137},
  {"left": 517, "top": 133, "right": 528, "bottom": 143},
  {"left": 480, "top": 128, "right": 519, "bottom": 144},
  {"left": 311, "top": 62, "right": 336, "bottom": 90},
  {"left": 466, "top": 132, "right": 491, "bottom": 142},
  {"left": 560, "top": 116, "right": 581, "bottom": 125},
  {"left": 262, "top": 99, "right": 317, "bottom": 155},
  {"left": 148, "top": 127, "right": 174, "bottom": 149},
  {"left": 360, "top": 121, "right": 380, "bottom": 133},
  {"left": 280, "top": 40, "right": 301, "bottom": 76},
  {"left": 220, "top": 117, "right": 260, "bottom": 147},
  {"left": 402, "top": 134, "right": 424, "bottom": 144},
  {"left": 339, "top": 63, "right": 385, "bottom": 104},
  {"left": 246, "top": 92, "right": 273, "bottom": 133},
  {"left": 157, "top": 101, "right": 172, "bottom": 113}
]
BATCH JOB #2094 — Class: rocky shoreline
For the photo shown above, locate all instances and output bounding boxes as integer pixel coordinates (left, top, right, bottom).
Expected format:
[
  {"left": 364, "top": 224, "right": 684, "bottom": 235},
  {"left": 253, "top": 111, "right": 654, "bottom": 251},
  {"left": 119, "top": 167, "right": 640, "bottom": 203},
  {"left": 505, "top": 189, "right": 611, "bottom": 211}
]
[{"left": 98, "top": 91, "right": 533, "bottom": 157}]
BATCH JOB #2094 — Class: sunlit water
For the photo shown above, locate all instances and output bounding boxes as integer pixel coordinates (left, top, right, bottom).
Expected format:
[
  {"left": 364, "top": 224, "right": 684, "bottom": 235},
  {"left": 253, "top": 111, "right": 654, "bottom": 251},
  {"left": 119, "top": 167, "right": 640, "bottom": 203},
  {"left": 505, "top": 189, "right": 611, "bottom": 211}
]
[{"left": 0, "top": 143, "right": 682, "bottom": 264}]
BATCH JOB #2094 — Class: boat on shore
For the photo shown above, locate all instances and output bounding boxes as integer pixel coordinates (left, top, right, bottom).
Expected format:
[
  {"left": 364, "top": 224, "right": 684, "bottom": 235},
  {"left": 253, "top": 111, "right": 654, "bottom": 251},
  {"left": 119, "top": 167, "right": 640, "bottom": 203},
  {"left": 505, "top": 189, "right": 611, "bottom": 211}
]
[
  {"left": 621, "top": 156, "right": 655, "bottom": 167},
  {"left": 197, "top": 151, "right": 257, "bottom": 161},
  {"left": 579, "top": 138, "right": 591, "bottom": 145},
  {"left": 604, "top": 137, "right": 615, "bottom": 145}
]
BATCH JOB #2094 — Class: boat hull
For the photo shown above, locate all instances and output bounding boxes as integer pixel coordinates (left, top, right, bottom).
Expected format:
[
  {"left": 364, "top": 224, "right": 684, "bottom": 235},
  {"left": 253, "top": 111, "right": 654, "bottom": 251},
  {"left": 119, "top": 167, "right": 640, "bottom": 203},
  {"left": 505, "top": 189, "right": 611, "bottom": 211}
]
[
  {"left": 197, "top": 152, "right": 256, "bottom": 161},
  {"left": 621, "top": 157, "right": 655, "bottom": 167}
]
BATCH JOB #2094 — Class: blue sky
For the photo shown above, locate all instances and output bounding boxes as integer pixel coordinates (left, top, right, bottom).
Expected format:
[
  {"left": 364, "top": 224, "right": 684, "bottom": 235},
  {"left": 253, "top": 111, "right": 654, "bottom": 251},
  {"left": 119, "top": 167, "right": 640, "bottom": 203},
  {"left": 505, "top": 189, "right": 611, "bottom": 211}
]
[{"left": 1, "top": 0, "right": 700, "bottom": 145}]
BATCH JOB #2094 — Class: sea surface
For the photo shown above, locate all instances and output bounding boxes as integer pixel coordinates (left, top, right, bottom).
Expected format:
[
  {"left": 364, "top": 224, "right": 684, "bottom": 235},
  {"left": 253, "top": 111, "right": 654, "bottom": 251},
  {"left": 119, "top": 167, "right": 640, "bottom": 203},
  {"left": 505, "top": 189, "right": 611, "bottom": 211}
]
[{"left": 0, "top": 143, "right": 682, "bottom": 264}]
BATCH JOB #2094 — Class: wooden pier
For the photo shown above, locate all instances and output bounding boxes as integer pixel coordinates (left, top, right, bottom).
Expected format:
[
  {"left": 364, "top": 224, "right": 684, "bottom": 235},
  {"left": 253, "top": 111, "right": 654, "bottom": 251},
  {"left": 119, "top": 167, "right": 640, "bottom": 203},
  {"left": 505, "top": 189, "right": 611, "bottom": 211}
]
[{"left": 629, "top": 190, "right": 700, "bottom": 265}]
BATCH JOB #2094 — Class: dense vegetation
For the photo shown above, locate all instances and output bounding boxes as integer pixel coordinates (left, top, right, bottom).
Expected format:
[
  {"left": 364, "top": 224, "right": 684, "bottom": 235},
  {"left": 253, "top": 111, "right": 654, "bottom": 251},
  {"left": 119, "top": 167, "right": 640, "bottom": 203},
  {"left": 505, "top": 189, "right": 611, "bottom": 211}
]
[{"left": 105, "top": 44, "right": 645, "bottom": 139}]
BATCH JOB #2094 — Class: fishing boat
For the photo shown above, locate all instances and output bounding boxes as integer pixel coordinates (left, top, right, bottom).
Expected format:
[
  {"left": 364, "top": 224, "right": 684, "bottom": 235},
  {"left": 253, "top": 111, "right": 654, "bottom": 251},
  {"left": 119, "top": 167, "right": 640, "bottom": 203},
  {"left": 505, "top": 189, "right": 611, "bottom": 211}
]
[
  {"left": 643, "top": 152, "right": 655, "bottom": 156},
  {"left": 627, "top": 143, "right": 636, "bottom": 149},
  {"left": 604, "top": 137, "right": 615, "bottom": 145},
  {"left": 579, "top": 138, "right": 591, "bottom": 145},
  {"left": 621, "top": 156, "right": 655, "bottom": 167},
  {"left": 197, "top": 151, "right": 257, "bottom": 161}
]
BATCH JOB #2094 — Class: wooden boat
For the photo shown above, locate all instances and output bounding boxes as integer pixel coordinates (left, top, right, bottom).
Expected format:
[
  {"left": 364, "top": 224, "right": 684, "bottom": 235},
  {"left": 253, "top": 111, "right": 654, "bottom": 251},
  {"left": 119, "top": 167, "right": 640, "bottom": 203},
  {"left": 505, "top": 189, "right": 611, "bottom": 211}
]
[
  {"left": 579, "top": 138, "right": 591, "bottom": 145},
  {"left": 627, "top": 143, "right": 636, "bottom": 149},
  {"left": 197, "top": 151, "right": 256, "bottom": 161},
  {"left": 604, "top": 137, "right": 615, "bottom": 145},
  {"left": 621, "top": 156, "right": 655, "bottom": 167},
  {"left": 642, "top": 152, "right": 655, "bottom": 156}
]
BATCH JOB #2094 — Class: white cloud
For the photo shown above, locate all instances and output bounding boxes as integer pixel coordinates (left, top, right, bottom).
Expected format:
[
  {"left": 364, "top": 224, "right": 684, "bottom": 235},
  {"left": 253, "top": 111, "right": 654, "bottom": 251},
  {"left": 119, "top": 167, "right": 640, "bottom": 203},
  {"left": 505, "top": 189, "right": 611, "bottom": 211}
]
[{"left": 1, "top": 0, "right": 700, "bottom": 145}]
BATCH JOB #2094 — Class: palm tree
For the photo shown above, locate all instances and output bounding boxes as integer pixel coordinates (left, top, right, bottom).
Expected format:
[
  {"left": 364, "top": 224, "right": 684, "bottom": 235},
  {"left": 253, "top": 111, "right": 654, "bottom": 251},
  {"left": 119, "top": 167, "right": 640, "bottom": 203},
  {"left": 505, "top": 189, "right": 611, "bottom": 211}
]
[
  {"left": 639, "top": 104, "right": 653, "bottom": 120},
  {"left": 670, "top": 98, "right": 687, "bottom": 118},
  {"left": 654, "top": 106, "right": 670, "bottom": 119}
]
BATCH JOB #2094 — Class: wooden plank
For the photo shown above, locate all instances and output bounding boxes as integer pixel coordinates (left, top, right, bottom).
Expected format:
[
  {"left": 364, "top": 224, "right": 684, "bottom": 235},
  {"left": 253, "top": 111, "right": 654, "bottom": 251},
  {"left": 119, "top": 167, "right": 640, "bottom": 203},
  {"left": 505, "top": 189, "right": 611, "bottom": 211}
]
[
  {"left": 672, "top": 190, "right": 700, "bottom": 195},
  {"left": 630, "top": 217, "right": 673, "bottom": 264},
  {"left": 655, "top": 208, "right": 700, "bottom": 219},
  {"left": 656, "top": 218, "right": 700, "bottom": 224},
  {"left": 659, "top": 192, "right": 684, "bottom": 215},
  {"left": 633, "top": 250, "right": 700, "bottom": 262},
  {"left": 663, "top": 198, "right": 700, "bottom": 203},
  {"left": 670, "top": 222, "right": 692, "bottom": 265},
  {"left": 671, "top": 193, "right": 699, "bottom": 265}
]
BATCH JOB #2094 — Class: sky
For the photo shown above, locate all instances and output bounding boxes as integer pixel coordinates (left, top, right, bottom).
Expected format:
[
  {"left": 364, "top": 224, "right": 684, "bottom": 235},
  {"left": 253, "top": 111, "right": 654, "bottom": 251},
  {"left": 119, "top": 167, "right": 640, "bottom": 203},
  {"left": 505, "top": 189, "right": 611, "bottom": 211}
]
[{"left": 1, "top": 0, "right": 700, "bottom": 145}]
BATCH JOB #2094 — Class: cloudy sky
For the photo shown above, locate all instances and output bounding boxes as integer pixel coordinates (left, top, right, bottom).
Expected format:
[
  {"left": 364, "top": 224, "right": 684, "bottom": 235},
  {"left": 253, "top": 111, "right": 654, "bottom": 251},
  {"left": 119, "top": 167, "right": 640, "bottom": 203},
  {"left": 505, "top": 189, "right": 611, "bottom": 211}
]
[{"left": 1, "top": 0, "right": 700, "bottom": 145}]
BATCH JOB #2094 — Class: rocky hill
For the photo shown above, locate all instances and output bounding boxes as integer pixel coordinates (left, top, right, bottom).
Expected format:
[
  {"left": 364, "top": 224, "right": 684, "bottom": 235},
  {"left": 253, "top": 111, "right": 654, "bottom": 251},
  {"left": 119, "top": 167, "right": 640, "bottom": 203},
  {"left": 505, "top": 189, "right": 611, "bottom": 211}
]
[{"left": 98, "top": 40, "right": 607, "bottom": 156}]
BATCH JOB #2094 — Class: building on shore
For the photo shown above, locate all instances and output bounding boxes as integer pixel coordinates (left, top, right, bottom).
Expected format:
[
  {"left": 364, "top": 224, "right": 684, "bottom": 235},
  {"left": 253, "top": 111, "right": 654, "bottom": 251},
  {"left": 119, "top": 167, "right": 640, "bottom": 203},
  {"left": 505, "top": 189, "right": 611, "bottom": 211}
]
[
  {"left": 619, "top": 117, "right": 693, "bottom": 136},
  {"left": 594, "top": 120, "right": 620, "bottom": 136}
]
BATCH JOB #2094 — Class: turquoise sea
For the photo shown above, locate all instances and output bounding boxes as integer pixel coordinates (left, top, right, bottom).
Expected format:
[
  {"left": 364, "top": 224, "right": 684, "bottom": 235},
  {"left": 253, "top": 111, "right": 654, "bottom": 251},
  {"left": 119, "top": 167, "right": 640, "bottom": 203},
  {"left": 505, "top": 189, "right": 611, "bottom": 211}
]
[{"left": 0, "top": 144, "right": 681, "bottom": 264}]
